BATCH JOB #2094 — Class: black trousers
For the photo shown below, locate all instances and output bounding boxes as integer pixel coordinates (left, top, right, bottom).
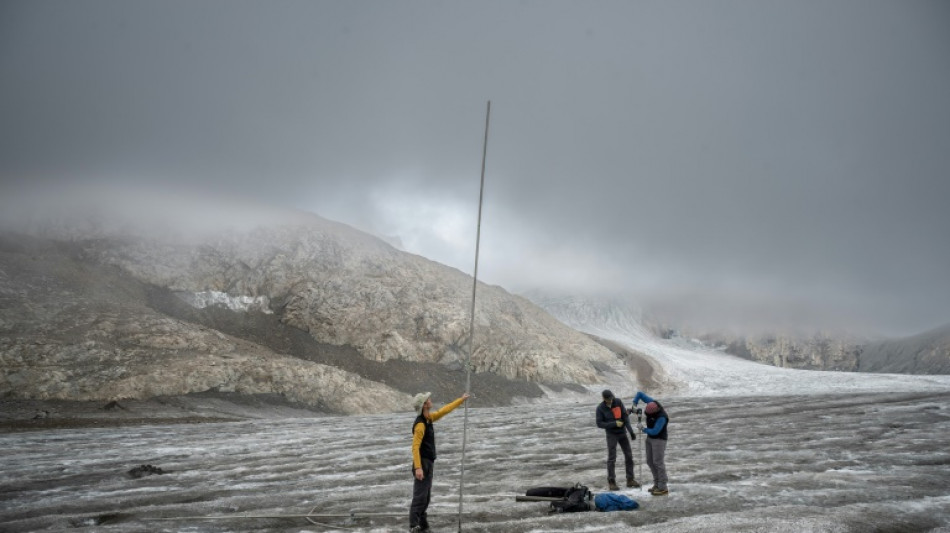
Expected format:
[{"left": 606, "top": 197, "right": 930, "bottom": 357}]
[
  {"left": 409, "top": 458, "right": 434, "bottom": 529},
  {"left": 606, "top": 432, "right": 634, "bottom": 481}
]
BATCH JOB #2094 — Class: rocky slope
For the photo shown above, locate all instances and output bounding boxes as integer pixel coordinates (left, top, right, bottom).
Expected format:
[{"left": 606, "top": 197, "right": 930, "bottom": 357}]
[
  {"left": 713, "top": 332, "right": 862, "bottom": 371},
  {"left": 856, "top": 323, "right": 950, "bottom": 374},
  {"left": 711, "top": 328, "right": 949, "bottom": 374},
  {"left": 0, "top": 233, "right": 409, "bottom": 414},
  {"left": 0, "top": 194, "right": 619, "bottom": 414},
  {"left": 524, "top": 291, "right": 949, "bottom": 375}
]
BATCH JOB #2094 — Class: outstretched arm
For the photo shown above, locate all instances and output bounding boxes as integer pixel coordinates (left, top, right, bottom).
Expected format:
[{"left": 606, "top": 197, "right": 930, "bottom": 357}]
[
  {"left": 632, "top": 391, "right": 654, "bottom": 406},
  {"left": 429, "top": 393, "right": 469, "bottom": 422}
]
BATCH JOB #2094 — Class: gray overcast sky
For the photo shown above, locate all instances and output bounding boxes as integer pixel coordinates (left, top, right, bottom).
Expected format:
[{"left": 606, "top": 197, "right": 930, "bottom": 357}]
[{"left": 2, "top": 0, "right": 949, "bottom": 337}]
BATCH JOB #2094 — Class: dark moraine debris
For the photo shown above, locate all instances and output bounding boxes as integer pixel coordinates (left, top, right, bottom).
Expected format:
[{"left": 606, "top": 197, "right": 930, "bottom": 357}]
[{"left": 127, "top": 464, "right": 167, "bottom": 478}]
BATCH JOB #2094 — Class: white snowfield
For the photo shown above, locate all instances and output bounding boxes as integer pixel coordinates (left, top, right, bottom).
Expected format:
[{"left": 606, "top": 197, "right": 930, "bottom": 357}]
[
  {"left": 182, "top": 291, "right": 274, "bottom": 315},
  {"left": 547, "top": 302, "right": 950, "bottom": 397},
  {"left": 560, "top": 310, "right": 950, "bottom": 398}
]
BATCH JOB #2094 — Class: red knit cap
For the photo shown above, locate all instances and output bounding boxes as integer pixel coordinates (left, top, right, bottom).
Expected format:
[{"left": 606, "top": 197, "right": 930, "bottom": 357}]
[{"left": 645, "top": 401, "right": 659, "bottom": 414}]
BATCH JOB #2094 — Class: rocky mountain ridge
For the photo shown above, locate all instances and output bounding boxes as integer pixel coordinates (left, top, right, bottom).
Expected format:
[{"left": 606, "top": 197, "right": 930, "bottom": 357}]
[
  {"left": 0, "top": 198, "right": 621, "bottom": 414},
  {"left": 857, "top": 323, "right": 950, "bottom": 374},
  {"left": 707, "top": 328, "right": 949, "bottom": 374},
  {"left": 524, "top": 292, "right": 950, "bottom": 375}
]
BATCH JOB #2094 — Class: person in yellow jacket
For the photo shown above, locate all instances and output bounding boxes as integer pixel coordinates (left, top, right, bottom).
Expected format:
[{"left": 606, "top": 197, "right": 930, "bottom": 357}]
[{"left": 409, "top": 391, "right": 470, "bottom": 533}]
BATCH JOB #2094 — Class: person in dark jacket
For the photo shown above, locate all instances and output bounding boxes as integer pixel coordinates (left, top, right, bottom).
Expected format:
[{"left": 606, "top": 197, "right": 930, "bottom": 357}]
[
  {"left": 595, "top": 389, "right": 640, "bottom": 490},
  {"left": 409, "top": 391, "right": 469, "bottom": 533},
  {"left": 632, "top": 391, "right": 669, "bottom": 495}
]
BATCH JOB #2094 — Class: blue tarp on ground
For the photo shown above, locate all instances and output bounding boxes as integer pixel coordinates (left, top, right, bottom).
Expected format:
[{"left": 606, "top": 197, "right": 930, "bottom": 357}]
[{"left": 594, "top": 492, "right": 639, "bottom": 511}]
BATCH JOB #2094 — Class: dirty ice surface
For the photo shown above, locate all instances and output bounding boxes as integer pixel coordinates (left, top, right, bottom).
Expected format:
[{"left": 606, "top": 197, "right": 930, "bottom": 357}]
[
  {"left": 3, "top": 315, "right": 950, "bottom": 533},
  {"left": 2, "top": 389, "right": 950, "bottom": 532}
]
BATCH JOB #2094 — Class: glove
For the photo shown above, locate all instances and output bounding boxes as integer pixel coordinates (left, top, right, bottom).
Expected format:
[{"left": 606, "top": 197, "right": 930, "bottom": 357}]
[
  {"left": 628, "top": 430, "right": 636, "bottom": 440},
  {"left": 637, "top": 424, "right": 644, "bottom": 432},
  {"left": 615, "top": 420, "right": 624, "bottom": 428}
]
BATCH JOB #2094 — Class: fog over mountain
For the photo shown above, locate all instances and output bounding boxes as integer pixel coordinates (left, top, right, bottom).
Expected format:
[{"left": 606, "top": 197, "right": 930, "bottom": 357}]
[
  {"left": 857, "top": 323, "right": 950, "bottom": 375},
  {"left": 1, "top": 187, "right": 630, "bottom": 414},
  {"left": 3, "top": 1, "right": 949, "bottom": 339},
  {"left": 2, "top": 4, "right": 948, "bottom": 530},
  {"left": 2, "top": 190, "right": 949, "bottom": 533},
  {"left": 524, "top": 291, "right": 950, "bottom": 376},
  {"left": 2, "top": 187, "right": 947, "bottom": 423}
]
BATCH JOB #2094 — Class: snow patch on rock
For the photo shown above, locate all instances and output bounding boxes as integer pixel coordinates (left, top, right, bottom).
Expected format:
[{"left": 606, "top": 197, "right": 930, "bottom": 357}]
[{"left": 180, "top": 291, "right": 272, "bottom": 314}]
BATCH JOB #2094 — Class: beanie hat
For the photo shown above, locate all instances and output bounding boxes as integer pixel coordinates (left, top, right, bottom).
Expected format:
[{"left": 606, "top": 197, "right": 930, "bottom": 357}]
[
  {"left": 645, "top": 401, "right": 659, "bottom": 414},
  {"left": 413, "top": 392, "right": 432, "bottom": 414},
  {"left": 601, "top": 389, "right": 614, "bottom": 400}
]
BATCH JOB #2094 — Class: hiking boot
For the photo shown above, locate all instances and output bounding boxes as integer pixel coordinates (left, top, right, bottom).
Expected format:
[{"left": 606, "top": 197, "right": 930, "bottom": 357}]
[
  {"left": 608, "top": 480, "right": 620, "bottom": 491},
  {"left": 626, "top": 477, "right": 641, "bottom": 488},
  {"left": 650, "top": 487, "right": 669, "bottom": 496}
]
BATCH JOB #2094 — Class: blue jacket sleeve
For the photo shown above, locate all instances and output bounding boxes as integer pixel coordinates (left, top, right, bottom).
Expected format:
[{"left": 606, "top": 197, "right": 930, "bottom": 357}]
[
  {"left": 632, "top": 391, "right": 654, "bottom": 406},
  {"left": 643, "top": 416, "right": 666, "bottom": 436}
]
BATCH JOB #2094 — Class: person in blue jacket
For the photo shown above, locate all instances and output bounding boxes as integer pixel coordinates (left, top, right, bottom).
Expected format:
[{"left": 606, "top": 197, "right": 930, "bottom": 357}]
[{"left": 632, "top": 391, "right": 669, "bottom": 495}]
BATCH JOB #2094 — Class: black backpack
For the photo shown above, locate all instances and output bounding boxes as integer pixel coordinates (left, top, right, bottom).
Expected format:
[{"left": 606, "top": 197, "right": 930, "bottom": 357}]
[{"left": 525, "top": 483, "right": 592, "bottom": 513}]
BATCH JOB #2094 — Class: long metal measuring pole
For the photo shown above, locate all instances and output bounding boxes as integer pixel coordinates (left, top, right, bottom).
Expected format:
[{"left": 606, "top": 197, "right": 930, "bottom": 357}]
[{"left": 457, "top": 100, "right": 490, "bottom": 533}]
